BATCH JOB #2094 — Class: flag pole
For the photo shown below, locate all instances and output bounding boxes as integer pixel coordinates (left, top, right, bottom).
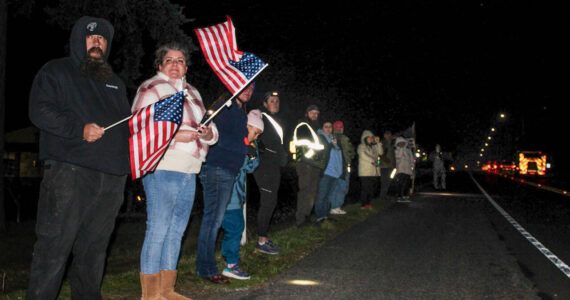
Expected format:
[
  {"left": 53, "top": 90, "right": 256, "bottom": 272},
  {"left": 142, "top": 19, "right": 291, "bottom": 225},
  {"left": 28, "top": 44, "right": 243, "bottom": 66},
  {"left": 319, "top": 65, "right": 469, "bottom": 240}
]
[
  {"left": 201, "top": 64, "right": 269, "bottom": 126},
  {"left": 104, "top": 90, "right": 189, "bottom": 132},
  {"left": 104, "top": 115, "right": 131, "bottom": 131}
]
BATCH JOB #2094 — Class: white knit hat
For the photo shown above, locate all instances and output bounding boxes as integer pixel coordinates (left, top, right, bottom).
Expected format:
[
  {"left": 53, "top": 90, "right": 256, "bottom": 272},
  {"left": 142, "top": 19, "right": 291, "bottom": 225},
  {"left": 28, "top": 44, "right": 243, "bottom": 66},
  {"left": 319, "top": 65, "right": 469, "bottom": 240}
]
[{"left": 247, "top": 109, "right": 264, "bottom": 132}]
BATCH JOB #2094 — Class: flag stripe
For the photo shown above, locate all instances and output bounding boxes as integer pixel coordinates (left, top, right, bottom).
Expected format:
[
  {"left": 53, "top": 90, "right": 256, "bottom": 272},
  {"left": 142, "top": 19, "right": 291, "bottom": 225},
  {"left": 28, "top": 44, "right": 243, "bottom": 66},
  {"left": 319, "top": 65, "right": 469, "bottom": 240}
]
[
  {"left": 194, "top": 16, "right": 266, "bottom": 95},
  {"left": 199, "top": 26, "right": 244, "bottom": 92},
  {"left": 210, "top": 24, "right": 246, "bottom": 85}
]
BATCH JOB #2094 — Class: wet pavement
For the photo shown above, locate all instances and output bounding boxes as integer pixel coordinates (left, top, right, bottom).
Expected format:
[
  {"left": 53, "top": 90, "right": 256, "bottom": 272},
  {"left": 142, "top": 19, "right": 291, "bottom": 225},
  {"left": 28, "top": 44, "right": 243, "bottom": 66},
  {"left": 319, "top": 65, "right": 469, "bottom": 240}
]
[{"left": 197, "top": 172, "right": 565, "bottom": 299}]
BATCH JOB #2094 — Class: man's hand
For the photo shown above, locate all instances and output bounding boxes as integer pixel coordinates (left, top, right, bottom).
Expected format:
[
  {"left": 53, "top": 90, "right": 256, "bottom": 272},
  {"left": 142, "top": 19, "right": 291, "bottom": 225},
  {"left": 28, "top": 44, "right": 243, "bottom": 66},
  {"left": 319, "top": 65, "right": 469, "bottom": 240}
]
[
  {"left": 174, "top": 129, "right": 201, "bottom": 143},
  {"left": 83, "top": 123, "right": 104, "bottom": 142}
]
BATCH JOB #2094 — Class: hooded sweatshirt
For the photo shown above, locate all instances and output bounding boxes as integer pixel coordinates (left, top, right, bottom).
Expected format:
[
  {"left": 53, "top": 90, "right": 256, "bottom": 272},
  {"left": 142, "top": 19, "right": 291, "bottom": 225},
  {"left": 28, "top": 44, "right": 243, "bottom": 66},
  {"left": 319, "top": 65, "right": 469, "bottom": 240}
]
[
  {"left": 395, "top": 137, "right": 414, "bottom": 175},
  {"left": 29, "top": 16, "right": 131, "bottom": 175},
  {"left": 357, "top": 130, "right": 383, "bottom": 177}
]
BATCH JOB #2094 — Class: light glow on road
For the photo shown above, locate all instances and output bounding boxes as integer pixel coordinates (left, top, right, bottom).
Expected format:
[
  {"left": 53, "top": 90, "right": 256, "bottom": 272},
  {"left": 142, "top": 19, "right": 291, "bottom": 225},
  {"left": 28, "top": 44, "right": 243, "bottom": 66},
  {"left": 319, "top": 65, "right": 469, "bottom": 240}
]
[{"left": 287, "top": 279, "right": 320, "bottom": 286}]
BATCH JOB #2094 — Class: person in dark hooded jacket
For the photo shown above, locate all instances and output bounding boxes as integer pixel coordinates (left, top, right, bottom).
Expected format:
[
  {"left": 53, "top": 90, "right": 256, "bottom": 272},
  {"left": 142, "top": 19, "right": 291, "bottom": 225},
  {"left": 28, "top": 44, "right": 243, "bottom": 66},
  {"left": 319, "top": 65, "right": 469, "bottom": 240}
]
[{"left": 27, "top": 16, "right": 130, "bottom": 300}]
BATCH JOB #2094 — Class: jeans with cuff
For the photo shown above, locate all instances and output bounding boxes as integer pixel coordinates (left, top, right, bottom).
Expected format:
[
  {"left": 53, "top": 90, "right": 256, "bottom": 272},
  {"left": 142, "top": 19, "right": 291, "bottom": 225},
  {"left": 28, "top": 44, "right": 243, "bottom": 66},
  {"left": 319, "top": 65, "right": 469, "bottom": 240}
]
[{"left": 140, "top": 170, "right": 196, "bottom": 274}]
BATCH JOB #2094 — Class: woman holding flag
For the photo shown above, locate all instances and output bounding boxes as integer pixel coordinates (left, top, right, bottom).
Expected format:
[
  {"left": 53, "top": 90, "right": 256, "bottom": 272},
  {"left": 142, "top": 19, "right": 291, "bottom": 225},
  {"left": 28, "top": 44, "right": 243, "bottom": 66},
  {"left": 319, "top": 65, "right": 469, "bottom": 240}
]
[{"left": 132, "top": 42, "right": 218, "bottom": 299}]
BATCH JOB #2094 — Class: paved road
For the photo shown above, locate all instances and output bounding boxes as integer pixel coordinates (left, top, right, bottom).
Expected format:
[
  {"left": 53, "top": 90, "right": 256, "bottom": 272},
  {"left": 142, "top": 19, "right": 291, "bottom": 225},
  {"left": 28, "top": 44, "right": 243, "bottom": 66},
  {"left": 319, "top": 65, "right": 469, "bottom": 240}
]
[{"left": 199, "top": 191, "right": 543, "bottom": 299}]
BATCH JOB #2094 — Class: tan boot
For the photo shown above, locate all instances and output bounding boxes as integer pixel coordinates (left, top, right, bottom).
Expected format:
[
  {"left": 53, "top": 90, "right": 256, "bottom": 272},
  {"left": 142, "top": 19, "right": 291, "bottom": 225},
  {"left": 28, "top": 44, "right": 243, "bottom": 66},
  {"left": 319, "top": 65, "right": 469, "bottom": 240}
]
[
  {"left": 140, "top": 272, "right": 162, "bottom": 300},
  {"left": 160, "top": 270, "right": 191, "bottom": 300}
]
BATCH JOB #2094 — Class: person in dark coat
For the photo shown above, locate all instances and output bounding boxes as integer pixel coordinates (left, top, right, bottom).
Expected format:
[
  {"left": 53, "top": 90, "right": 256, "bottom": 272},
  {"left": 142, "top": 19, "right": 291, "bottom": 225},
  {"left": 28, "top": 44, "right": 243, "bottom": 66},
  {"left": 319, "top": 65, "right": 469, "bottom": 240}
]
[
  {"left": 27, "top": 16, "right": 131, "bottom": 299},
  {"left": 292, "top": 105, "right": 327, "bottom": 226},
  {"left": 253, "top": 91, "right": 287, "bottom": 254}
]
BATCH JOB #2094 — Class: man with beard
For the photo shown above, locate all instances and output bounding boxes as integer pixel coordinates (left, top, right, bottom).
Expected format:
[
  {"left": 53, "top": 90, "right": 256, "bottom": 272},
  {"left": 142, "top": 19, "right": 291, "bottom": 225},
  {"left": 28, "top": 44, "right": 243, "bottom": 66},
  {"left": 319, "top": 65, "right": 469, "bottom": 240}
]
[
  {"left": 292, "top": 105, "right": 327, "bottom": 227},
  {"left": 27, "top": 16, "right": 130, "bottom": 300}
]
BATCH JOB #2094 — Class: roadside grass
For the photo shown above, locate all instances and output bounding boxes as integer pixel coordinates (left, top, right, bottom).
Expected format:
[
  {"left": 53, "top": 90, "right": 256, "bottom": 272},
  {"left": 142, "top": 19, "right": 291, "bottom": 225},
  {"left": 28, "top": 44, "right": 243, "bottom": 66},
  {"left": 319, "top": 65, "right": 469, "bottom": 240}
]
[{"left": 1, "top": 197, "right": 387, "bottom": 300}]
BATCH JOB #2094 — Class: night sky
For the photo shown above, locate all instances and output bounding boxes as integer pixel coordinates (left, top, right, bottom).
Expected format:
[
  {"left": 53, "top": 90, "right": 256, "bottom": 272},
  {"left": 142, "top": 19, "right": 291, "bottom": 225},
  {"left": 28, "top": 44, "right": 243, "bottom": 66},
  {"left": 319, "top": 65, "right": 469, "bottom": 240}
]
[{"left": 5, "top": 1, "right": 567, "bottom": 167}]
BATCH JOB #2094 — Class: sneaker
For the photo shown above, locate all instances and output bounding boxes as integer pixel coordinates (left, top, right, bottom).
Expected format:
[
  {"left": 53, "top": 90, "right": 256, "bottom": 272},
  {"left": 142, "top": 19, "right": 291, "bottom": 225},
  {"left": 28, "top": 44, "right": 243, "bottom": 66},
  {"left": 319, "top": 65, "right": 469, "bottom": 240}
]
[
  {"left": 330, "top": 208, "right": 347, "bottom": 215},
  {"left": 222, "top": 264, "right": 250, "bottom": 280},
  {"left": 256, "top": 240, "right": 281, "bottom": 255}
]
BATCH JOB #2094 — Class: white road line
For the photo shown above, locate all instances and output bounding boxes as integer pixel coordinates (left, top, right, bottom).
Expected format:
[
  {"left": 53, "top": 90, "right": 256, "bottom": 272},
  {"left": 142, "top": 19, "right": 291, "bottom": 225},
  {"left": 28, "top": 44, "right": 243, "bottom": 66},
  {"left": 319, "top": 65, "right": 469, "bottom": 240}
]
[{"left": 470, "top": 173, "right": 570, "bottom": 279}]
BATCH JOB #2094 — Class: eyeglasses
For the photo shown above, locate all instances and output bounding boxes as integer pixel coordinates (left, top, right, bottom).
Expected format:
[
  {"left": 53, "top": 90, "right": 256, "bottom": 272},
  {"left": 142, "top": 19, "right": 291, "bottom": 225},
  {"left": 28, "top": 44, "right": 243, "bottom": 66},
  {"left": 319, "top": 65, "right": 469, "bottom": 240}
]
[{"left": 162, "top": 58, "right": 186, "bottom": 65}]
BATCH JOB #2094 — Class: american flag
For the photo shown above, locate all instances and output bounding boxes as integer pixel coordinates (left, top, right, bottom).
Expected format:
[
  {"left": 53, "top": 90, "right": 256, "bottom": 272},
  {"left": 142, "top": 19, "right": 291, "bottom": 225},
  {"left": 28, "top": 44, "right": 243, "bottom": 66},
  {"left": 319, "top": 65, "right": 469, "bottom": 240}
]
[
  {"left": 194, "top": 16, "right": 267, "bottom": 94},
  {"left": 129, "top": 91, "right": 184, "bottom": 179}
]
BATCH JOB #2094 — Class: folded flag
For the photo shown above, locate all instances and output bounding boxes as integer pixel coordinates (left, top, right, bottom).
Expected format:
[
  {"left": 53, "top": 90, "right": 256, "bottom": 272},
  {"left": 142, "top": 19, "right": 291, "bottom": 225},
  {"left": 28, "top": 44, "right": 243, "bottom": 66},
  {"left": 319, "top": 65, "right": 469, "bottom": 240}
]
[
  {"left": 194, "top": 15, "right": 267, "bottom": 94},
  {"left": 129, "top": 91, "right": 185, "bottom": 179}
]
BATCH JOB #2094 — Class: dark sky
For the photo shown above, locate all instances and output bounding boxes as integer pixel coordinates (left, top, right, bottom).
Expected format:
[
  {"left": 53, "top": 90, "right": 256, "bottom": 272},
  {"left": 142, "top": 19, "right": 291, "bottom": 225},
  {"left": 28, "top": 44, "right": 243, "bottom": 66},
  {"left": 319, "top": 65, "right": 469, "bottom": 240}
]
[{"left": 6, "top": 1, "right": 567, "bottom": 165}]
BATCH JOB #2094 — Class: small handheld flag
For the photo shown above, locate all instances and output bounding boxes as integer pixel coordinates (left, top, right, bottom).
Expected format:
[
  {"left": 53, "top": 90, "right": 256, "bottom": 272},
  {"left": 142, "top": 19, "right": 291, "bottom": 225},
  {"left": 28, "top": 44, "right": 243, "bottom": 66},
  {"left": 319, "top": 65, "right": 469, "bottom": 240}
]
[{"left": 129, "top": 91, "right": 185, "bottom": 179}]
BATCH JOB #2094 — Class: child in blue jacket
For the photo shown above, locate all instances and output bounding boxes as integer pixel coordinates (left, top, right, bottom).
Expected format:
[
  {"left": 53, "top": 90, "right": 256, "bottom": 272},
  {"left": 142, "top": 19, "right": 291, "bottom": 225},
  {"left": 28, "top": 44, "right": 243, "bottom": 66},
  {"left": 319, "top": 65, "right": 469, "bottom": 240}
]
[{"left": 221, "top": 109, "right": 264, "bottom": 280}]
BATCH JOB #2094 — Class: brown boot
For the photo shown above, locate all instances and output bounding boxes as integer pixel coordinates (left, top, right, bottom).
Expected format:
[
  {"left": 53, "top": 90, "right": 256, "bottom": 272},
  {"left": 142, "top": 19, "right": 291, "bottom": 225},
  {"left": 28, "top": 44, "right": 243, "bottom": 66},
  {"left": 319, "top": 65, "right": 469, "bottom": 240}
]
[
  {"left": 160, "top": 270, "right": 191, "bottom": 300},
  {"left": 140, "top": 272, "right": 162, "bottom": 300}
]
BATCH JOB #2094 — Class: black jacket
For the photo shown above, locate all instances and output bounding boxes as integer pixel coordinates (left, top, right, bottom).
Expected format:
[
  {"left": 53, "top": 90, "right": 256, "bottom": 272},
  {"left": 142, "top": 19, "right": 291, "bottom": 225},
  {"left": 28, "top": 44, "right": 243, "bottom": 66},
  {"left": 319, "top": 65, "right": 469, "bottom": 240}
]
[
  {"left": 28, "top": 16, "right": 131, "bottom": 175},
  {"left": 257, "top": 107, "right": 288, "bottom": 167}
]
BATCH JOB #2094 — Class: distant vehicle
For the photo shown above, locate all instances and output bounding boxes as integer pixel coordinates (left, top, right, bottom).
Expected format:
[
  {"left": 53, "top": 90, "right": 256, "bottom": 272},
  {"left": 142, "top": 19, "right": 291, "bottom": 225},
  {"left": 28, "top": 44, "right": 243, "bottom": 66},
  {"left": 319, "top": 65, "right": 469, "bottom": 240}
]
[
  {"left": 518, "top": 151, "right": 548, "bottom": 176},
  {"left": 482, "top": 161, "right": 499, "bottom": 173},
  {"left": 499, "top": 161, "right": 517, "bottom": 175}
]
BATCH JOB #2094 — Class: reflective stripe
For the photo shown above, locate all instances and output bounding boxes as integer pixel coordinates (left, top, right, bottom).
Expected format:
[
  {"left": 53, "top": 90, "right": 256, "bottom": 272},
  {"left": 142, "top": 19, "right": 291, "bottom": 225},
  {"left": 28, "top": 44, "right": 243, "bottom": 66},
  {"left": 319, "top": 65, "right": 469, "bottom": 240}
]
[
  {"left": 292, "top": 122, "right": 324, "bottom": 150},
  {"left": 261, "top": 112, "right": 283, "bottom": 144}
]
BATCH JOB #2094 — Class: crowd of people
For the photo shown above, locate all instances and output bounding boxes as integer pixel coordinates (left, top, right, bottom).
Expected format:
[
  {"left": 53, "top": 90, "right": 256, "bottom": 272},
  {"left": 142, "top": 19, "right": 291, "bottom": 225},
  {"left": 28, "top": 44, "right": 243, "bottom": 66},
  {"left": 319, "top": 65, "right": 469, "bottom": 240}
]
[{"left": 25, "top": 16, "right": 437, "bottom": 299}]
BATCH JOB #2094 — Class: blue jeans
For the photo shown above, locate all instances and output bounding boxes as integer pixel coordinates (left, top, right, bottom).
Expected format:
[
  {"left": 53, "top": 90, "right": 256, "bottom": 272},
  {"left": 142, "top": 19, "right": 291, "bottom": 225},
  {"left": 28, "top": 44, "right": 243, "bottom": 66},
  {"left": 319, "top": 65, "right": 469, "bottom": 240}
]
[
  {"left": 140, "top": 170, "right": 196, "bottom": 274},
  {"left": 196, "top": 164, "right": 237, "bottom": 278},
  {"left": 314, "top": 175, "right": 339, "bottom": 219},
  {"left": 221, "top": 208, "right": 244, "bottom": 265},
  {"left": 331, "top": 173, "right": 349, "bottom": 209}
]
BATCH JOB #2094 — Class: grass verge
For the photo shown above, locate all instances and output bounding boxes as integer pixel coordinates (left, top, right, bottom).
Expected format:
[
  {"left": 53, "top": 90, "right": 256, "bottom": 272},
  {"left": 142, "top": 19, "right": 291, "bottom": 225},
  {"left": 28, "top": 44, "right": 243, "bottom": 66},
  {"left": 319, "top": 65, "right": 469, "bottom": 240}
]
[{"left": 1, "top": 197, "right": 387, "bottom": 300}]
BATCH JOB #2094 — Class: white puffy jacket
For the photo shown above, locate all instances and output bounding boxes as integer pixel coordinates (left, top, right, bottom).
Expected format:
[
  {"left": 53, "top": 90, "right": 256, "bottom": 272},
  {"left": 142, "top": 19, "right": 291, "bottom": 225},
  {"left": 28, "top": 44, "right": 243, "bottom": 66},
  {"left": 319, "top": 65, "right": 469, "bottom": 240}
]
[{"left": 357, "top": 130, "right": 383, "bottom": 177}]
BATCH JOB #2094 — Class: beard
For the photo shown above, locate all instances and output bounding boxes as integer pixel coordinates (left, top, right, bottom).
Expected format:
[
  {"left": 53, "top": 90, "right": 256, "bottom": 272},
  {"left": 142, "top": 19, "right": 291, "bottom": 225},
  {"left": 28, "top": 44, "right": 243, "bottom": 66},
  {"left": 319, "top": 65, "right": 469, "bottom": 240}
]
[
  {"left": 80, "top": 47, "right": 113, "bottom": 81},
  {"left": 307, "top": 118, "right": 321, "bottom": 131}
]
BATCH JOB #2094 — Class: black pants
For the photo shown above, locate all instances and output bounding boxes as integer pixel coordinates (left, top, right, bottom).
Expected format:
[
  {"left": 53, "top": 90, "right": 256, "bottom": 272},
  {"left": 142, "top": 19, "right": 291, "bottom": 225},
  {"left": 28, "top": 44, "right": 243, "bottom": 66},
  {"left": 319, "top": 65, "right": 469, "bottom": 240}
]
[
  {"left": 379, "top": 168, "right": 393, "bottom": 200},
  {"left": 253, "top": 161, "right": 281, "bottom": 237},
  {"left": 395, "top": 173, "right": 412, "bottom": 197},
  {"left": 26, "top": 161, "right": 126, "bottom": 300},
  {"left": 360, "top": 176, "right": 378, "bottom": 206},
  {"left": 295, "top": 162, "right": 321, "bottom": 225}
]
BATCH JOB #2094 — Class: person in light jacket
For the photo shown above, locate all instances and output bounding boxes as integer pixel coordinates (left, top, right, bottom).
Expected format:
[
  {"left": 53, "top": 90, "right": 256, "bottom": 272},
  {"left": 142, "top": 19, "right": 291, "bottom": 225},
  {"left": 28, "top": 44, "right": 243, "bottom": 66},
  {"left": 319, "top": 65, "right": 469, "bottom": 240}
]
[
  {"left": 395, "top": 137, "right": 414, "bottom": 202},
  {"left": 357, "top": 130, "right": 383, "bottom": 209}
]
